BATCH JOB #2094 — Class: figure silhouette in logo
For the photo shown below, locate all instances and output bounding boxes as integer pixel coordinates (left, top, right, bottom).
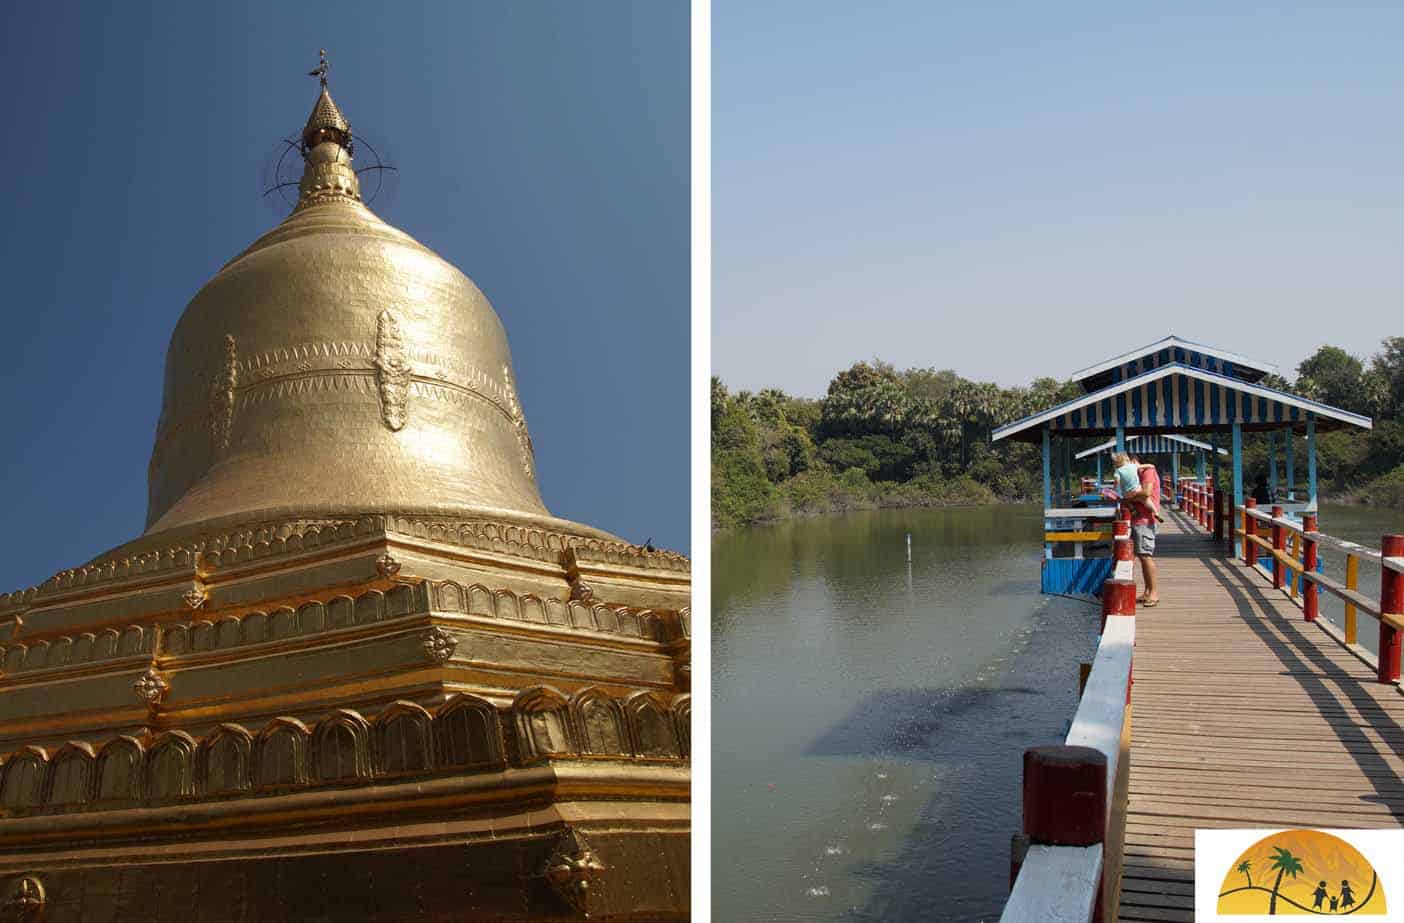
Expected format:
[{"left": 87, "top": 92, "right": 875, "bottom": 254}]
[
  {"left": 1312, "top": 880, "right": 1329, "bottom": 910},
  {"left": 1330, "top": 895, "right": 1340, "bottom": 911},
  {"left": 1341, "top": 879, "right": 1356, "bottom": 910}
]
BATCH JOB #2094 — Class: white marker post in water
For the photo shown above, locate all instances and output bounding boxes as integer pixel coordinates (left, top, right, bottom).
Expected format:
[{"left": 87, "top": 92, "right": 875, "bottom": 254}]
[{"left": 906, "top": 533, "right": 912, "bottom": 562}]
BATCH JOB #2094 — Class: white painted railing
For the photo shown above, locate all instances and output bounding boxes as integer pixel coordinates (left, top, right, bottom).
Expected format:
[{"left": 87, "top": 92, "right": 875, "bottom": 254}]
[{"left": 1002, "top": 613, "right": 1134, "bottom": 922}]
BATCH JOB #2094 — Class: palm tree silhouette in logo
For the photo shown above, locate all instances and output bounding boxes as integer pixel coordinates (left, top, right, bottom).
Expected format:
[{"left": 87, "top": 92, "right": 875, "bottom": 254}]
[
  {"left": 1237, "top": 860, "right": 1253, "bottom": 889},
  {"left": 1268, "top": 846, "right": 1304, "bottom": 915}
]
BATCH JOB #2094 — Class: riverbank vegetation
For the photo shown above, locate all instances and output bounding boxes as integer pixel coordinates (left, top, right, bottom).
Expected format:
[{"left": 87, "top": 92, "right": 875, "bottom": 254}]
[{"left": 713, "top": 338, "right": 1404, "bottom": 529}]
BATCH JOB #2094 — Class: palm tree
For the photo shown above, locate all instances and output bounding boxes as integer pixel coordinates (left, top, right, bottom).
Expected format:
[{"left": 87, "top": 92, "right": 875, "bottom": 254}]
[
  {"left": 1267, "top": 846, "right": 1304, "bottom": 915},
  {"left": 1237, "top": 860, "right": 1252, "bottom": 889}
]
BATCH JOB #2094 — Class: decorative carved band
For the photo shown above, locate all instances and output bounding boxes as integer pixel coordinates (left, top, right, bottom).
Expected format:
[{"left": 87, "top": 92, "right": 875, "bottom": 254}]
[
  {"left": 0, "top": 579, "right": 680, "bottom": 679},
  {"left": 0, "top": 515, "right": 689, "bottom": 612},
  {"left": 0, "top": 690, "right": 688, "bottom": 815}
]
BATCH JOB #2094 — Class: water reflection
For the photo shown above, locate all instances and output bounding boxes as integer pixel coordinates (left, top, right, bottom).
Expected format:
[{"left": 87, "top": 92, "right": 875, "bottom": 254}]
[{"left": 713, "top": 506, "right": 1094, "bottom": 921}]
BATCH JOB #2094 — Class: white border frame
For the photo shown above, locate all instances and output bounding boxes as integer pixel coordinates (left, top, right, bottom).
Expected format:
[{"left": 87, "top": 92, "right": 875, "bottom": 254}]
[{"left": 690, "top": 0, "right": 712, "bottom": 916}]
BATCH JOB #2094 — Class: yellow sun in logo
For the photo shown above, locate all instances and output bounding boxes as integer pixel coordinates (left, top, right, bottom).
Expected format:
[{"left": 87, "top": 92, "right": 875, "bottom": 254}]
[{"left": 1218, "top": 829, "right": 1385, "bottom": 915}]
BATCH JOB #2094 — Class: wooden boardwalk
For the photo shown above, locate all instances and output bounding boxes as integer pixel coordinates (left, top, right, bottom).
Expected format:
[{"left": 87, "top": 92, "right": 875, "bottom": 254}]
[{"left": 1117, "top": 511, "right": 1404, "bottom": 922}]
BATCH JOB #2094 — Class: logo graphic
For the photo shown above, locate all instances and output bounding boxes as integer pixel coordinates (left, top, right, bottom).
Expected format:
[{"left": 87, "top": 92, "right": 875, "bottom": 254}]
[{"left": 1197, "top": 829, "right": 1404, "bottom": 920}]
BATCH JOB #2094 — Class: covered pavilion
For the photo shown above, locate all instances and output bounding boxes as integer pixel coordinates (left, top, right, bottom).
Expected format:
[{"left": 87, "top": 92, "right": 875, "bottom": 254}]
[{"left": 991, "top": 336, "right": 1372, "bottom": 593}]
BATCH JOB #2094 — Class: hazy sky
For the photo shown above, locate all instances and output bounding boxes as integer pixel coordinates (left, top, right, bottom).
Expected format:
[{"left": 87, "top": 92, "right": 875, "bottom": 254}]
[
  {"left": 0, "top": 1, "right": 688, "bottom": 592},
  {"left": 714, "top": 2, "right": 1404, "bottom": 396}
]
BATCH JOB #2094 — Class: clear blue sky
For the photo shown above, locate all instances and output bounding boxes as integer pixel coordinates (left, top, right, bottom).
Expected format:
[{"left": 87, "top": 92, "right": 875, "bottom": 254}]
[
  {"left": 0, "top": 1, "right": 688, "bottom": 593},
  {"left": 715, "top": 2, "right": 1404, "bottom": 396}
]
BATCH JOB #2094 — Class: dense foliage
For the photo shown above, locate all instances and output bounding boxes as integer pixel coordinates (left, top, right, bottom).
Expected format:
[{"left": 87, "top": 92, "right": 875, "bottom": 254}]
[{"left": 712, "top": 338, "right": 1404, "bottom": 529}]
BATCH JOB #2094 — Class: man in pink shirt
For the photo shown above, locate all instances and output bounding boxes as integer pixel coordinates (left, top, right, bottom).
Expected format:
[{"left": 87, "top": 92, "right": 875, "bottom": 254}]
[{"left": 1122, "top": 454, "right": 1161, "bottom": 606}]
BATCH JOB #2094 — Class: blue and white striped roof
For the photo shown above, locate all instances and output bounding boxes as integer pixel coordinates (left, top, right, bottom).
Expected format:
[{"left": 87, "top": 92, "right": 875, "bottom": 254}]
[
  {"left": 992, "top": 362, "right": 1371, "bottom": 443},
  {"left": 1074, "top": 433, "right": 1229, "bottom": 460},
  {"left": 1071, "top": 335, "right": 1275, "bottom": 393}
]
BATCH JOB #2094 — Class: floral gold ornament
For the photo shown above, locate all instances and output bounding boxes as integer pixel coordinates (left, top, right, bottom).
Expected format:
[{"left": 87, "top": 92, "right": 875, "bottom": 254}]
[
  {"left": 133, "top": 667, "right": 170, "bottom": 708},
  {"left": 421, "top": 626, "right": 457, "bottom": 663},
  {"left": 182, "top": 587, "right": 207, "bottom": 609},
  {"left": 375, "top": 553, "right": 401, "bottom": 579}
]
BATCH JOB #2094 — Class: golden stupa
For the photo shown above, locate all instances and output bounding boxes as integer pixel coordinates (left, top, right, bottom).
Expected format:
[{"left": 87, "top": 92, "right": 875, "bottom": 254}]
[{"left": 0, "top": 56, "right": 690, "bottom": 921}]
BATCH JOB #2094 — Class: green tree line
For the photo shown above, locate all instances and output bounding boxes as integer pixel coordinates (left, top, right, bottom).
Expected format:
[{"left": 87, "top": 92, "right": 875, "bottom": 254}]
[{"left": 712, "top": 338, "right": 1404, "bottom": 529}]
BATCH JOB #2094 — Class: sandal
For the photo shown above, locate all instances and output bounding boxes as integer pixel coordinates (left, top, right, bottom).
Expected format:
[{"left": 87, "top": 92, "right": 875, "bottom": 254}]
[{"left": 1142, "top": 598, "right": 1160, "bottom": 608}]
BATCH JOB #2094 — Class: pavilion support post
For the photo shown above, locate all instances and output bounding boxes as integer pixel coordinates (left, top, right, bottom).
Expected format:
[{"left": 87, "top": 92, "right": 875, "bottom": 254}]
[
  {"left": 1171, "top": 453, "right": 1180, "bottom": 507},
  {"left": 1307, "top": 414, "right": 1318, "bottom": 511},
  {"left": 1096, "top": 453, "right": 1102, "bottom": 484},
  {"left": 1197, "top": 450, "right": 1205, "bottom": 482},
  {"left": 1379, "top": 535, "right": 1404, "bottom": 684},
  {"left": 1268, "top": 432, "right": 1278, "bottom": 501},
  {"left": 1244, "top": 497, "right": 1258, "bottom": 567},
  {"left": 1271, "top": 505, "right": 1285, "bottom": 589},
  {"left": 1232, "top": 423, "right": 1244, "bottom": 558},
  {"left": 1065, "top": 441, "right": 1073, "bottom": 501},
  {"left": 1042, "top": 428, "right": 1051, "bottom": 510},
  {"left": 1302, "top": 513, "right": 1319, "bottom": 622},
  {"left": 1286, "top": 429, "right": 1295, "bottom": 501},
  {"left": 1207, "top": 432, "right": 1218, "bottom": 500},
  {"left": 1116, "top": 425, "right": 1125, "bottom": 454}
]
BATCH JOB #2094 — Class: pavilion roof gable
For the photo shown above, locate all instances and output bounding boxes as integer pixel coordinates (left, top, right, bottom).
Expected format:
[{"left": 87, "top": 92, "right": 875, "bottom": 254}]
[
  {"left": 1069, "top": 335, "right": 1277, "bottom": 393},
  {"left": 991, "top": 362, "right": 1371, "bottom": 443}
]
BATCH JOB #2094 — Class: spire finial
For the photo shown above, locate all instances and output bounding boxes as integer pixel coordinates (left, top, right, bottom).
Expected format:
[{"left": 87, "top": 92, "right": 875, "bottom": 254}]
[{"left": 308, "top": 49, "right": 329, "bottom": 87}]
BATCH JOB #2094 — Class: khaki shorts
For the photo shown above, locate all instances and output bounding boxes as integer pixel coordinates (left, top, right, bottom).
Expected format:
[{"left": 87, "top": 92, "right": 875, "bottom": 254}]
[{"left": 1132, "top": 524, "right": 1156, "bottom": 556}]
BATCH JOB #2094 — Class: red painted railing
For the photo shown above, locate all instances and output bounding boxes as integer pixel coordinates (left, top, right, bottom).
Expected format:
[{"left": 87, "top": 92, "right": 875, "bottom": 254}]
[{"left": 1231, "top": 503, "right": 1404, "bottom": 685}]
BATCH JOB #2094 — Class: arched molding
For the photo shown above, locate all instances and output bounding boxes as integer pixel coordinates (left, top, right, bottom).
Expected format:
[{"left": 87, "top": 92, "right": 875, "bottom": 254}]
[
  {"left": 94, "top": 736, "right": 144, "bottom": 802},
  {"left": 254, "top": 717, "right": 311, "bottom": 789},
  {"left": 512, "top": 686, "right": 576, "bottom": 763},
  {"left": 199, "top": 723, "right": 253, "bottom": 796},
  {"left": 0, "top": 746, "right": 47, "bottom": 809},
  {"left": 672, "top": 694, "right": 691, "bottom": 758},
  {"left": 570, "top": 688, "right": 627, "bottom": 756},
  {"left": 435, "top": 693, "right": 505, "bottom": 769},
  {"left": 312, "top": 709, "right": 370, "bottom": 782},
  {"left": 624, "top": 691, "right": 680, "bottom": 759},
  {"left": 374, "top": 701, "right": 434, "bottom": 776},
  {"left": 45, "top": 741, "right": 96, "bottom": 807},
  {"left": 145, "top": 731, "right": 197, "bottom": 801}
]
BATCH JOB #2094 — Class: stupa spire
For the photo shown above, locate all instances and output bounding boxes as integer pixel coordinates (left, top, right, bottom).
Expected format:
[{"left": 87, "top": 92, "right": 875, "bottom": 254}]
[{"left": 296, "top": 49, "right": 360, "bottom": 206}]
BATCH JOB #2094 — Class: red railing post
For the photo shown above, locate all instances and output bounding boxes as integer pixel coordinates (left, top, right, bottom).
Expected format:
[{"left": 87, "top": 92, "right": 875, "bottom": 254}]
[
  {"left": 1112, "top": 516, "right": 1134, "bottom": 590},
  {"left": 1023, "top": 745, "right": 1107, "bottom": 847},
  {"left": 1244, "top": 498, "right": 1258, "bottom": 566},
  {"left": 1271, "top": 505, "right": 1285, "bottom": 589},
  {"left": 1302, "top": 513, "right": 1319, "bottom": 622},
  {"left": 1213, "top": 489, "right": 1224, "bottom": 542},
  {"left": 1379, "top": 535, "right": 1404, "bottom": 684},
  {"left": 1101, "top": 577, "right": 1136, "bottom": 633}
]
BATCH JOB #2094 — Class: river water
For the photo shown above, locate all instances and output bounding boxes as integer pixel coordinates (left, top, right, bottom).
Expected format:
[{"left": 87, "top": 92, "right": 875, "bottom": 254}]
[{"left": 712, "top": 502, "right": 1404, "bottom": 921}]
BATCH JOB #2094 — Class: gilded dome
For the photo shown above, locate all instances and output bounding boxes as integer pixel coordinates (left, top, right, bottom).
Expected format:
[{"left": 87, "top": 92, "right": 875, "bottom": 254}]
[{"left": 140, "top": 83, "right": 598, "bottom": 544}]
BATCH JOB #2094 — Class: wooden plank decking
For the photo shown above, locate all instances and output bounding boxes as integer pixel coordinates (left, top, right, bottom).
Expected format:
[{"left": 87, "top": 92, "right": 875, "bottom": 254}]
[{"left": 1117, "top": 510, "right": 1404, "bottom": 922}]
